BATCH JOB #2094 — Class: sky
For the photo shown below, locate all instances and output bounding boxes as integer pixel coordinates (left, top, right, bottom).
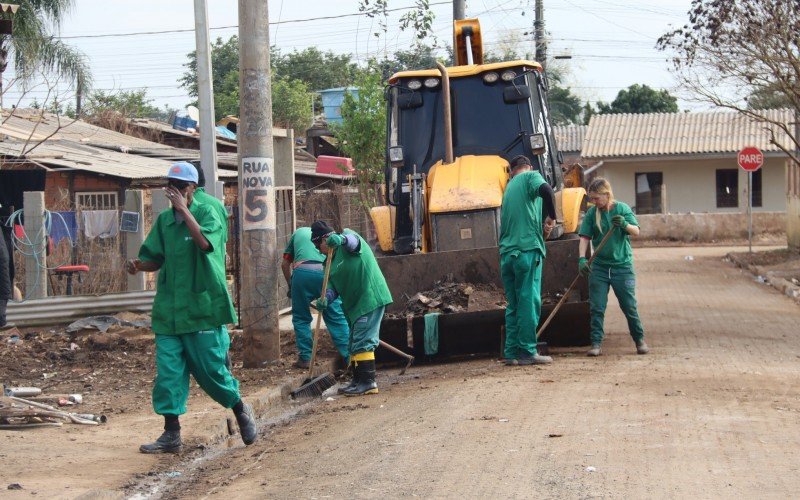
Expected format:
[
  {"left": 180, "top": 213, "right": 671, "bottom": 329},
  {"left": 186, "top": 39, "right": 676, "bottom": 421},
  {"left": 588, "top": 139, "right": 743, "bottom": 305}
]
[{"left": 4, "top": 0, "right": 705, "bottom": 115}]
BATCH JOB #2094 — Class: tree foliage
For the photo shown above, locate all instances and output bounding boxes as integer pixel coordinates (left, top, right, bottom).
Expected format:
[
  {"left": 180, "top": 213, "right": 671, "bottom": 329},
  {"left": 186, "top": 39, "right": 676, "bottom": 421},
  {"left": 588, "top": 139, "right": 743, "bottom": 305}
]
[
  {"left": 595, "top": 84, "right": 678, "bottom": 114},
  {"left": 329, "top": 71, "right": 386, "bottom": 212},
  {"left": 179, "top": 36, "right": 313, "bottom": 132},
  {"left": 656, "top": 0, "right": 799, "bottom": 164},
  {"left": 271, "top": 77, "right": 313, "bottom": 132},
  {"left": 82, "top": 89, "right": 165, "bottom": 119},
  {"left": 0, "top": 0, "right": 91, "bottom": 95},
  {"left": 272, "top": 47, "right": 360, "bottom": 92}
]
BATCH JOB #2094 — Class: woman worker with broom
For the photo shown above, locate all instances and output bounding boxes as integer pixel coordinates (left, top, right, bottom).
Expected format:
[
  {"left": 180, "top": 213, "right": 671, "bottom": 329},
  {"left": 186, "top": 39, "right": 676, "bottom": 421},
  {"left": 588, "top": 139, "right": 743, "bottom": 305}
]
[
  {"left": 310, "top": 220, "right": 392, "bottom": 396},
  {"left": 578, "top": 178, "right": 649, "bottom": 357}
]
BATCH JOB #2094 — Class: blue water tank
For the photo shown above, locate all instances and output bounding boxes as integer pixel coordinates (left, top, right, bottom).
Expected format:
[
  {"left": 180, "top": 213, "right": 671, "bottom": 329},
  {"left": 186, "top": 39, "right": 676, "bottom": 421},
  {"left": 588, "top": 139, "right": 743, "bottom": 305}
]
[{"left": 319, "top": 87, "right": 359, "bottom": 125}]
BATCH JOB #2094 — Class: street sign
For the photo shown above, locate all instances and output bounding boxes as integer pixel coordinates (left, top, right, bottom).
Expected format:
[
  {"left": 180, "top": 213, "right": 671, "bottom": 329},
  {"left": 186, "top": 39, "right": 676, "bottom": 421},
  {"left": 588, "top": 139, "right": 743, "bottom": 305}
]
[{"left": 738, "top": 146, "right": 764, "bottom": 172}]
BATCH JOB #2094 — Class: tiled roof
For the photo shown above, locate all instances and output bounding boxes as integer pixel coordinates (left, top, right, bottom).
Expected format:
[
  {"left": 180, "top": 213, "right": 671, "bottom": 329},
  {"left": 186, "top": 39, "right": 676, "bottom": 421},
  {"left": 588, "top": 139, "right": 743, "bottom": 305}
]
[
  {"left": 553, "top": 124, "right": 587, "bottom": 153},
  {"left": 582, "top": 109, "right": 794, "bottom": 158}
]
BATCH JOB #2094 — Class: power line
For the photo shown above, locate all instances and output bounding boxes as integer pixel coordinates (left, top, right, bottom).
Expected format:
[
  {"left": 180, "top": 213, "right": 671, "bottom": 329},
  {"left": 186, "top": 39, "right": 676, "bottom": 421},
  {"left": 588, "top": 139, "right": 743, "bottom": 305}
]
[{"left": 57, "top": 1, "right": 452, "bottom": 40}]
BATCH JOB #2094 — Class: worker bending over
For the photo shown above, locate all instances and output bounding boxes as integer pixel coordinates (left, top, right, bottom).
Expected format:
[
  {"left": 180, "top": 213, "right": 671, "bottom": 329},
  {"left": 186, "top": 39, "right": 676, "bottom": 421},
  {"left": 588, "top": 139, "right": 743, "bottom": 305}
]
[
  {"left": 282, "top": 226, "right": 350, "bottom": 368},
  {"left": 499, "top": 155, "right": 556, "bottom": 366},
  {"left": 311, "top": 220, "right": 392, "bottom": 396},
  {"left": 578, "top": 178, "right": 649, "bottom": 357}
]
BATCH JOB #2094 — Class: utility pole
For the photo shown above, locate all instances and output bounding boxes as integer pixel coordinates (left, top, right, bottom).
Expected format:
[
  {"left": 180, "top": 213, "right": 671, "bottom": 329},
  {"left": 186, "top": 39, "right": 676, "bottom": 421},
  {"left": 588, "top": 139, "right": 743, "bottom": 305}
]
[
  {"left": 194, "top": 0, "right": 221, "bottom": 199},
  {"left": 453, "top": 0, "right": 466, "bottom": 21},
  {"left": 238, "top": 0, "right": 279, "bottom": 366},
  {"left": 534, "top": 0, "right": 547, "bottom": 68}
]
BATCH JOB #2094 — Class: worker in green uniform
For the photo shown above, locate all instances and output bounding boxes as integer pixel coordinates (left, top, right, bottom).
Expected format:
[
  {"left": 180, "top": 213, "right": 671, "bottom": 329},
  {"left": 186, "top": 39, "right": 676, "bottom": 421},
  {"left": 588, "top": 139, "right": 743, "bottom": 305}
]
[
  {"left": 578, "top": 178, "right": 649, "bottom": 357},
  {"left": 310, "top": 220, "right": 392, "bottom": 396},
  {"left": 126, "top": 162, "right": 257, "bottom": 453},
  {"left": 282, "top": 226, "right": 351, "bottom": 368},
  {"left": 499, "top": 155, "right": 557, "bottom": 366}
]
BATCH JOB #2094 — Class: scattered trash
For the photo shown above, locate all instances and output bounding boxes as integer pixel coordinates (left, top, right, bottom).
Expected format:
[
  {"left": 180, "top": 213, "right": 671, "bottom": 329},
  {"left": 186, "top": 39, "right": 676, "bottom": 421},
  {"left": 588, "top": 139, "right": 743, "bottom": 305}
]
[
  {"left": 325, "top": 397, "right": 335, "bottom": 402},
  {"left": 69, "top": 343, "right": 80, "bottom": 351},
  {"left": 66, "top": 315, "right": 150, "bottom": 334},
  {"left": 498, "top": 418, "right": 509, "bottom": 422},
  {"left": 7, "top": 483, "right": 23, "bottom": 490},
  {"left": 586, "top": 466, "right": 596, "bottom": 472},
  {"left": 548, "top": 434, "right": 563, "bottom": 438},
  {"left": 164, "top": 471, "right": 182, "bottom": 478},
  {"left": 7, "top": 335, "right": 20, "bottom": 345},
  {"left": 1, "top": 393, "right": 105, "bottom": 429},
  {"left": 684, "top": 256, "right": 694, "bottom": 261},
  {"left": 756, "top": 275, "right": 767, "bottom": 284}
]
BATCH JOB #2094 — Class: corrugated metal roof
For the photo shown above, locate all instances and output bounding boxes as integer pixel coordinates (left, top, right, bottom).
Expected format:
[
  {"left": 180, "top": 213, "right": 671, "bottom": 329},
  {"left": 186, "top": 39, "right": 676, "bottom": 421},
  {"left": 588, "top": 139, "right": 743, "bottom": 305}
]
[
  {"left": 0, "top": 139, "right": 176, "bottom": 179},
  {"left": 582, "top": 109, "right": 794, "bottom": 158},
  {"left": 553, "top": 124, "right": 586, "bottom": 153},
  {"left": 0, "top": 109, "right": 163, "bottom": 148}
]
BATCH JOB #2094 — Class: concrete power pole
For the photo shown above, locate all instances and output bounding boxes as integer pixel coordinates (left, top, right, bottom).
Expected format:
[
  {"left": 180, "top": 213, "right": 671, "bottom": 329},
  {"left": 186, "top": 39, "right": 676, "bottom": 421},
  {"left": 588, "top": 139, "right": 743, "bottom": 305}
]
[
  {"left": 238, "top": 0, "right": 279, "bottom": 367},
  {"left": 453, "top": 0, "right": 466, "bottom": 21},
  {"left": 194, "top": 0, "right": 221, "bottom": 199},
  {"left": 534, "top": 0, "right": 547, "bottom": 68}
]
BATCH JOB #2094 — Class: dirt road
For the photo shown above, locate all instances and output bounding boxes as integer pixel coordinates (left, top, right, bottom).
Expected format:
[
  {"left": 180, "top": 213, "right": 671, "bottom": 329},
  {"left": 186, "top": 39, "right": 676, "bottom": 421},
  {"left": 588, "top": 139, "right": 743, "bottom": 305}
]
[{"left": 4, "top": 246, "right": 800, "bottom": 498}]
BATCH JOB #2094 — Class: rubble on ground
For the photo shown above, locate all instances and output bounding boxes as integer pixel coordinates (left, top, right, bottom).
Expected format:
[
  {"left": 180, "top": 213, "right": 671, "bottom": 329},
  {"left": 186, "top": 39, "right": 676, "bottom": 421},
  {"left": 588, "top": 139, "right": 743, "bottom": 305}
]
[{"left": 386, "top": 278, "right": 567, "bottom": 319}]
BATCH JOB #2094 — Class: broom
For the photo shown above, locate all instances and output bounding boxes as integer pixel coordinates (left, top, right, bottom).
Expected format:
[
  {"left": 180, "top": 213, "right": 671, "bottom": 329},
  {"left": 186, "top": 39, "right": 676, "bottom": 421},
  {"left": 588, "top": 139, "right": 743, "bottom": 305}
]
[{"left": 290, "top": 247, "right": 337, "bottom": 399}]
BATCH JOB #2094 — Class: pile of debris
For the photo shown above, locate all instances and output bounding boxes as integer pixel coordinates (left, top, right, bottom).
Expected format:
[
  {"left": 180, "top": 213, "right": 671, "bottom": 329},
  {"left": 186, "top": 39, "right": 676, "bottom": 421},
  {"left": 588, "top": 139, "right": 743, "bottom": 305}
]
[
  {"left": 0, "top": 386, "right": 106, "bottom": 430},
  {"left": 392, "top": 278, "right": 507, "bottom": 318}
]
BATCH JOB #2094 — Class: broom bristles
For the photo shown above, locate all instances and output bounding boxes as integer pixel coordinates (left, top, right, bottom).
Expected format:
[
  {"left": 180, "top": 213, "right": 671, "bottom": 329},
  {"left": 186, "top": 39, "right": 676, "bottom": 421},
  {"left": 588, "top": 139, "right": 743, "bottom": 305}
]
[{"left": 290, "top": 372, "right": 336, "bottom": 399}]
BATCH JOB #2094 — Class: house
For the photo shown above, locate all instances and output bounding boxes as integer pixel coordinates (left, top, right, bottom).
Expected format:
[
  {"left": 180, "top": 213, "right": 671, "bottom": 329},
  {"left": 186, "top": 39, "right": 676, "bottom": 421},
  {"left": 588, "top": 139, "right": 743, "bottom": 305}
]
[
  {"left": 581, "top": 110, "right": 793, "bottom": 215},
  {"left": 553, "top": 124, "right": 588, "bottom": 167}
]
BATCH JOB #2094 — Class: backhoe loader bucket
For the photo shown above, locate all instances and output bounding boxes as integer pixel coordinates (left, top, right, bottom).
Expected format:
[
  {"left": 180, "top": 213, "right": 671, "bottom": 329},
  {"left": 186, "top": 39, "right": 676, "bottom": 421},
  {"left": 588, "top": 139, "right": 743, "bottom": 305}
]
[{"left": 376, "top": 239, "right": 590, "bottom": 361}]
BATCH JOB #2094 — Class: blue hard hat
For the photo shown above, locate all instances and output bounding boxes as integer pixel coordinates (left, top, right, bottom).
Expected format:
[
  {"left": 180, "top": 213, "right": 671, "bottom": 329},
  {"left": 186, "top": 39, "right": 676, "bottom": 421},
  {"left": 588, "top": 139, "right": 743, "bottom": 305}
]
[{"left": 167, "top": 161, "right": 199, "bottom": 183}]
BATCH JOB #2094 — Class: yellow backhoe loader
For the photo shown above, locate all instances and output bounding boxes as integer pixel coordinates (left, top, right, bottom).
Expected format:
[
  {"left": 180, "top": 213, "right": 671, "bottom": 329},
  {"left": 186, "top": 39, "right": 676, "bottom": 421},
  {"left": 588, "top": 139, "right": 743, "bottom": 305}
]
[{"left": 371, "top": 19, "right": 589, "bottom": 358}]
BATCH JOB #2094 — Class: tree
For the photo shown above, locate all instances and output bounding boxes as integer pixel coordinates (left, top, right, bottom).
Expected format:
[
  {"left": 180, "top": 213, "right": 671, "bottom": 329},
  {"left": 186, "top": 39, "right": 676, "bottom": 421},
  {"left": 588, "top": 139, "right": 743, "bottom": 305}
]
[
  {"left": 82, "top": 89, "right": 164, "bottom": 119},
  {"left": 0, "top": 1, "right": 91, "bottom": 100},
  {"left": 271, "top": 77, "right": 313, "bottom": 132},
  {"left": 180, "top": 36, "right": 314, "bottom": 134},
  {"left": 272, "top": 47, "right": 360, "bottom": 92},
  {"left": 329, "top": 70, "right": 386, "bottom": 212},
  {"left": 656, "top": 0, "right": 799, "bottom": 165},
  {"left": 180, "top": 36, "right": 240, "bottom": 120},
  {"left": 596, "top": 84, "right": 678, "bottom": 114}
]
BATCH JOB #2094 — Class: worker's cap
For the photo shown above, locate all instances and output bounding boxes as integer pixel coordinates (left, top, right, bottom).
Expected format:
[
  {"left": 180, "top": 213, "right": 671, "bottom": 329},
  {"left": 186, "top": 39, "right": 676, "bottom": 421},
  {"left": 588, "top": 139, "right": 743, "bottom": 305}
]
[
  {"left": 166, "top": 161, "right": 199, "bottom": 183},
  {"left": 509, "top": 155, "right": 531, "bottom": 170},
  {"left": 311, "top": 220, "right": 335, "bottom": 243}
]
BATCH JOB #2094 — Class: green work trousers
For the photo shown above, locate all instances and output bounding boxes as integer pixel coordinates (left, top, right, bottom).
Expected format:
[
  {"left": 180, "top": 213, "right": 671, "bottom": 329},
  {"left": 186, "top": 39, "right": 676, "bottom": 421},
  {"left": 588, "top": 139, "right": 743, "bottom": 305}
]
[
  {"left": 349, "top": 305, "right": 384, "bottom": 355},
  {"left": 500, "top": 250, "right": 543, "bottom": 359},
  {"left": 152, "top": 325, "right": 241, "bottom": 416},
  {"left": 291, "top": 267, "right": 350, "bottom": 360},
  {"left": 588, "top": 264, "right": 645, "bottom": 345}
]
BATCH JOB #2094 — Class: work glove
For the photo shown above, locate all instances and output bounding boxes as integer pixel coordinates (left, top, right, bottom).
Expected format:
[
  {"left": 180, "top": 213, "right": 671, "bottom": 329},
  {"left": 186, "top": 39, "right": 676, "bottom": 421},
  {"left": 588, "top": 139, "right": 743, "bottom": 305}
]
[
  {"left": 611, "top": 215, "right": 628, "bottom": 230},
  {"left": 326, "top": 233, "right": 345, "bottom": 248},
  {"left": 314, "top": 297, "right": 328, "bottom": 312},
  {"left": 578, "top": 257, "right": 591, "bottom": 277}
]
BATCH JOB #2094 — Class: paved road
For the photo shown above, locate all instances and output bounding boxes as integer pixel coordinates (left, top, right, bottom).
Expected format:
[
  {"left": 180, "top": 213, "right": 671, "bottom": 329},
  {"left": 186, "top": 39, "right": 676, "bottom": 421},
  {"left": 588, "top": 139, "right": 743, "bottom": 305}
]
[{"left": 150, "top": 247, "right": 800, "bottom": 498}]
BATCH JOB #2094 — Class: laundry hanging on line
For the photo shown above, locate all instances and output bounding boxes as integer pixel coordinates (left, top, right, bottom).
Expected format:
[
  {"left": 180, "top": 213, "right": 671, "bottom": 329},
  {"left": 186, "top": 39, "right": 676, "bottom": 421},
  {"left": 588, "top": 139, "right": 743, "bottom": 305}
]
[{"left": 82, "top": 210, "right": 119, "bottom": 239}]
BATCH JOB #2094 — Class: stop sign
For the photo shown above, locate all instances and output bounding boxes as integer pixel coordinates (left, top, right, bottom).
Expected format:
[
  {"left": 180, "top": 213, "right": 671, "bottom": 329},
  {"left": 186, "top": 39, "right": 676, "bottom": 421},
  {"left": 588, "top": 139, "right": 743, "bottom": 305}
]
[{"left": 738, "top": 146, "right": 763, "bottom": 172}]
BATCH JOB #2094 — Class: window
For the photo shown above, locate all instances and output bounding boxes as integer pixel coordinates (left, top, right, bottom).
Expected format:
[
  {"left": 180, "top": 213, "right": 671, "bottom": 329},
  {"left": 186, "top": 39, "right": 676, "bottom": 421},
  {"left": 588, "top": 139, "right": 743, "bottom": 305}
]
[
  {"left": 750, "top": 169, "right": 762, "bottom": 208},
  {"left": 75, "top": 191, "right": 118, "bottom": 210},
  {"left": 634, "top": 172, "right": 663, "bottom": 214},
  {"left": 716, "top": 169, "right": 738, "bottom": 208}
]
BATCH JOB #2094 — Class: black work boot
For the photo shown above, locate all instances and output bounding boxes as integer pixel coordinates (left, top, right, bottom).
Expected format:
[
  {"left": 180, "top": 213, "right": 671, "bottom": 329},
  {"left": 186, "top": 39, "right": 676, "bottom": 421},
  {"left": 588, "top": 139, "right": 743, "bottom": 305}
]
[
  {"left": 337, "top": 364, "right": 358, "bottom": 394},
  {"left": 343, "top": 360, "right": 379, "bottom": 397},
  {"left": 139, "top": 430, "right": 182, "bottom": 454},
  {"left": 234, "top": 402, "right": 258, "bottom": 445}
]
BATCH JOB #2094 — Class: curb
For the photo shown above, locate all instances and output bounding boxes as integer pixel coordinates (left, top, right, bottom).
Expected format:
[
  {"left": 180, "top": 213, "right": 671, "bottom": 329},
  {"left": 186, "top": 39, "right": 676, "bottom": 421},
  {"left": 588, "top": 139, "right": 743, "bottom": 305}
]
[{"left": 726, "top": 252, "right": 800, "bottom": 302}]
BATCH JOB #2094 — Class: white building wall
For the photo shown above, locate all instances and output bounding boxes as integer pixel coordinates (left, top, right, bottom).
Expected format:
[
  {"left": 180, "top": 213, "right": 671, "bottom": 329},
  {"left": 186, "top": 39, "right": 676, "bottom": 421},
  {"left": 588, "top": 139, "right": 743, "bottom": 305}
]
[{"left": 592, "top": 156, "right": 786, "bottom": 213}]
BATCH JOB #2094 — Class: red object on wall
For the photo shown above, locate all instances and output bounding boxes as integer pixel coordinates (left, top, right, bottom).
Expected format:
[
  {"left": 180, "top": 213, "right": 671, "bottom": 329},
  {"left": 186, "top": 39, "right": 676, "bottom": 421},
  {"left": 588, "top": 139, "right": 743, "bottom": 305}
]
[{"left": 316, "top": 155, "right": 354, "bottom": 176}]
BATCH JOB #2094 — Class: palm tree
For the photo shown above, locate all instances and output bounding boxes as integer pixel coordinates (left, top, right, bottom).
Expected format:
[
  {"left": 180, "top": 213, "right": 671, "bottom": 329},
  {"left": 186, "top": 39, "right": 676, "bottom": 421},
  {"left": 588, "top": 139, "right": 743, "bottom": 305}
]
[{"left": 0, "top": 0, "right": 91, "bottom": 107}]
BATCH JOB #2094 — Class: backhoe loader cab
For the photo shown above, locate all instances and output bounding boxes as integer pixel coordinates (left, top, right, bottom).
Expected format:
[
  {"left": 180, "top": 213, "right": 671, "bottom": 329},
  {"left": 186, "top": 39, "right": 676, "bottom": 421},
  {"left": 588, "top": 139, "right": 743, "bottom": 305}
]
[{"left": 381, "top": 61, "right": 565, "bottom": 254}]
